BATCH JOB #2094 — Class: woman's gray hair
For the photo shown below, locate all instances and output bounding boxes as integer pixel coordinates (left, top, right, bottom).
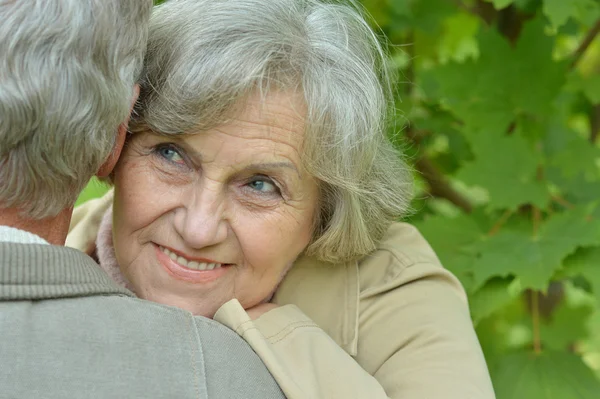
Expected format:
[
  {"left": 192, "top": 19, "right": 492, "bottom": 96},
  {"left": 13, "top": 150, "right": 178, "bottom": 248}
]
[
  {"left": 132, "top": 0, "right": 413, "bottom": 262},
  {"left": 0, "top": 0, "right": 152, "bottom": 219}
]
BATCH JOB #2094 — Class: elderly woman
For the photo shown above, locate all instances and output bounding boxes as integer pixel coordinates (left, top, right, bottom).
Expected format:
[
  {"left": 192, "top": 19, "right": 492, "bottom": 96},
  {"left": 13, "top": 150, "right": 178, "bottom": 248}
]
[{"left": 68, "top": 0, "right": 495, "bottom": 397}]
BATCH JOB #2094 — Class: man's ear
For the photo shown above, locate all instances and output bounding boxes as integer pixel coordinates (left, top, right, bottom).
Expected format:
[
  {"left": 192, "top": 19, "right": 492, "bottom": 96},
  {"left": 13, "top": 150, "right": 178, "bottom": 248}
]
[{"left": 97, "top": 85, "right": 140, "bottom": 177}]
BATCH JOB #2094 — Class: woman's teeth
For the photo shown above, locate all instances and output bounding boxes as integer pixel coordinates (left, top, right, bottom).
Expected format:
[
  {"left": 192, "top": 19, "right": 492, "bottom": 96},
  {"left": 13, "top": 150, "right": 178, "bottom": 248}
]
[{"left": 159, "top": 246, "right": 222, "bottom": 270}]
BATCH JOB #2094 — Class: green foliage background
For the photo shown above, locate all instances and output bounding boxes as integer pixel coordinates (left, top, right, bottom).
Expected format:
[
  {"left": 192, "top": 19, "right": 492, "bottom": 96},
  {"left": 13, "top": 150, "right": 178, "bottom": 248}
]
[
  {"left": 79, "top": 0, "right": 600, "bottom": 396},
  {"left": 366, "top": 0, "right": 600, "bottom": 396}
]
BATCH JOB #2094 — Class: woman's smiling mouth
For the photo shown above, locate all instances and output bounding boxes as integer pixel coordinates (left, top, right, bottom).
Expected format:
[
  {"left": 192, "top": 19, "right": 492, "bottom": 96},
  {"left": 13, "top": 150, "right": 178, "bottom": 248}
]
[
  {"left": 160, "top": 246, "right": 223, "bottom": 270},
  {"left": 155, "top": 244, "right": 230, "bottom": 283}
]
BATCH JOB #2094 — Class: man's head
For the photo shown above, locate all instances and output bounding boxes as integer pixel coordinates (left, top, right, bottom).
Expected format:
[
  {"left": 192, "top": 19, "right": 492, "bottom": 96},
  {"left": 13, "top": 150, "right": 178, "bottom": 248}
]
[{"left": 0, "top": 0, "right": 152, "bottom": 219}]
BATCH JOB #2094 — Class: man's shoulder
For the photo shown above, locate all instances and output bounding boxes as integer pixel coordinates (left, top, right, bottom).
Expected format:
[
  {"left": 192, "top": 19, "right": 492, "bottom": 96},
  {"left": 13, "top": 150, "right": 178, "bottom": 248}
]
[
  {"left": 0, "top": 295, "right": 201, "bottom": 397},
  {"left": 0, "top": 295, "right": 283, "bottom": 398},
  {"left": 0, "top": 240, "right": 284, "bottom": 399}
]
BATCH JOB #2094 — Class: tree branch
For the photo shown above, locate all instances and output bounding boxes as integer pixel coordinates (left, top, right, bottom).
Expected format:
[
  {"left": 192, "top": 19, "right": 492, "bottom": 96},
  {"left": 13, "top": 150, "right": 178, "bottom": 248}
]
[
  {"left": 532, "top": 206, "right": 541, "bottom": 238},
  {"left": 497, "top": 5, "right": 525, "bottom": 45},
  {"left": 531, "top": 291, "right": 542, "bottom": 355},
  {"left": 413, "top": 153, "right": 474, "bottom": 213},
  {"left": 570, "top": 18, "right": 600, "bottom": 70},
  {"left": 401, "top": 26, "right": 473, "bottom": 214},
  {"left": 446, "top": 0, "right": 496, "bottom": 25},
  {"left": 447, "top": 0, "right": 475, "bottom": 15},
  {"left": 402, "top": 118, "right": 474, "bottom": 213},
  {"left": 403, "top": 127, "right": 473, "bottom": 213},
  {"left": 553, "top": 195, "right": 575, "bottom": 209},
  {"left": 488, "top": 209, "right": 513, "bottom": 236}
]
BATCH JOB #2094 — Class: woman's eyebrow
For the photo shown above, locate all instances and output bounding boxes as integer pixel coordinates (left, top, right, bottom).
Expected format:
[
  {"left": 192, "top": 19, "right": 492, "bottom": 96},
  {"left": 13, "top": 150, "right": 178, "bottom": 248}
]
[
  {"left": 241, "top": 162, "right": 301, "bottom": 178},
  {"left": 172, "top": 137, "right": 301, "bottom": 178},
  {"left": 171, "top": 138, "right": 203, "bottom": 163}
]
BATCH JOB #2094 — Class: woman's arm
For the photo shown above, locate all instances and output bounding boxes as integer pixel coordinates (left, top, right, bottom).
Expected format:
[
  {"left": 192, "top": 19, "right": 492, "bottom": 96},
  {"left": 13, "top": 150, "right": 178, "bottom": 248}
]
[
  {"left": 355, "top": 251, "right": 496, "bottom": 398},
  {"left": 66, "top": 190, "right": 113, "bottom": 253},
  {"left": 256, "top": 221, "right": 496, "bottom": 398},
  {"left": 225, "top": 268, "right": 495, "bottom": 399},
  {"left": 214, "top": 299, "right": 390, "bottom": 399}
]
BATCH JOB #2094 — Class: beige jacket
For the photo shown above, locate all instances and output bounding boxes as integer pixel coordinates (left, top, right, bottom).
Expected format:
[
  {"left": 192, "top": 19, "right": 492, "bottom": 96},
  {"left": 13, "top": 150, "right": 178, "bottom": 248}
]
[{"left": 68, "top": 192, "right": 495, "bottom": 399}]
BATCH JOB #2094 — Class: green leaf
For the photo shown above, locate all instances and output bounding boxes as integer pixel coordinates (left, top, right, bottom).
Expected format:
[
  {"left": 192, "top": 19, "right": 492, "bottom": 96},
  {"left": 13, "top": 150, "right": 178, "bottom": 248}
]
[
  {"left": 543, "top": 0, "right": 600, "bottom": 29},
  {"left": 512, "top": 18, "right": 569, "bottom": 116},
  {"left": 568, "top": 72, "right": 600, "bottom": 104},
  {"left": 470, "top": 277, "right": 520, "bottom": 324},
  {"left": 362, "top": 0, "right": 394, "bottom": 27},
  {"left": 543, "top": 116, "right": 600, "bottom": 179},
  {"left": 564, "top": 247, "right": 600, "bottom": 304},
  {"left": 583, "top": 75, "right": 600, "bottom": 104},
  {"left": 430, "top": 17, "right": 567, "bottom": 134},
  {"left": 389, "top": 0, "right": 455, "bottom": 33},
  {"left": 548, "top": 169, "right": 600, "bottom": 204},
  {"left": 413, "top": 213, "right": 485, "bottom": 292},
  {"left": 514, "top": 0, "right": 541, "bottom": 12},
  {"left": 472, "top": 205, "right": 600, "bottom": 290},
  {"left": 582, "top": 75, "right": 600, "bottom": 104},
  {"left": 484, "top": 0, "right": 515, "bottom": 10},
  {"left": 437, "top": 12, "right": 480, "bottom": 63},
  {"left": 541, "top": 301, "right": 594, "bottom": 350},
  {"left": 492, "top": 350, "right": 600, "bottom": 398},
  {"left": 546, "top": 205, "right": 600, "bottom": 250},
  {"left": 458, "top": 131, "right": 550, "bottom": 210},
  {"left": 543, "top": 0, "right": 577, "bottom": 28},
  {"left": 551, "top": 135, "right": 600, "bottom": 178},
  {"left": 429, "top": 31, "right": 515, "bottom": 135}
]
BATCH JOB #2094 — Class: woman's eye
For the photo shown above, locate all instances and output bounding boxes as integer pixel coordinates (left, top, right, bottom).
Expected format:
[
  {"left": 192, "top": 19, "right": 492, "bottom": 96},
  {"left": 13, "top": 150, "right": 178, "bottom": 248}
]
[
  {"left": 248, "top": 178, "right": 279, "bottom": 195},
  {"left": 156, "top": 145, "right": 185, "bottom": 164}
]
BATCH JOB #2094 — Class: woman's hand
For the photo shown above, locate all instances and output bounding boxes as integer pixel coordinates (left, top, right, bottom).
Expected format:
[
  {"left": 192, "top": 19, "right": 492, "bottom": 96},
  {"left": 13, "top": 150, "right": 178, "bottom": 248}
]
[{"left": 246, "top": 303, "right": 279, "bottom": 320}]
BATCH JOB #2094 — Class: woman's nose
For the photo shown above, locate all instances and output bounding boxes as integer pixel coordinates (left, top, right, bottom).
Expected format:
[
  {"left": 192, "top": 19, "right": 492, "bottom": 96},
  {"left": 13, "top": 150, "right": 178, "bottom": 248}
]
[{"left": 174, "top": 186, "right": 228, "bottom": 249}]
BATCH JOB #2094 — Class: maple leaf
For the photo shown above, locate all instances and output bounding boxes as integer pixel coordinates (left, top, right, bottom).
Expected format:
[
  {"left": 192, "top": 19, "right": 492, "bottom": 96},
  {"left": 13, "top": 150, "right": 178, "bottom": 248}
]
[
  {"left": 471, "top": 206, "right": 600, "bottom": 290},
  {"left": 492, "top": 350, "right": 600, "bottom": 398}
]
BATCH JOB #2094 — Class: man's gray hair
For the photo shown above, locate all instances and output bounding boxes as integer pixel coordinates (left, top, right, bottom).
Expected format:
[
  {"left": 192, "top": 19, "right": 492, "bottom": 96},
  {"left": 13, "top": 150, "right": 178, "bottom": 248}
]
[
  {"left": 132, "top": 0, "right": 413, "bottom": 262},
  {"left": 0, "top": 0, "right": 152, "bottom": 218}
]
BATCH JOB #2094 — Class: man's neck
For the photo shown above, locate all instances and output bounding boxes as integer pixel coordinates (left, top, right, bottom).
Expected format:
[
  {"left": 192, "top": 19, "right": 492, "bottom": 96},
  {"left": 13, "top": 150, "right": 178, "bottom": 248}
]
[{"left": 0, "top": 207, "right": 73, "bottom": 246}]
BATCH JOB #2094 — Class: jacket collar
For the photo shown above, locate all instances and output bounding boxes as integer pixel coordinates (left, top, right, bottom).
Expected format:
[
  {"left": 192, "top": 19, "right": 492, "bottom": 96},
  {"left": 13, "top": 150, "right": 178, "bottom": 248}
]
[
  {"left": 272, "top": 254, "right": 360, "bottom": 356},
  {"left": 0, "top": 225, "right": 49, "bottom": 245},
  {"left": 0, "top": 242, "right": 134, "bottom": 300}
]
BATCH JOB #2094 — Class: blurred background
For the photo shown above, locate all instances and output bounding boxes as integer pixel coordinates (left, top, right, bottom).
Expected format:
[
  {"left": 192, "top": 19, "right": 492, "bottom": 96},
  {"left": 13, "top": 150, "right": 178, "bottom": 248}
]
[{"left": 78, "top": 0, "right": 600, "bottom": 396}]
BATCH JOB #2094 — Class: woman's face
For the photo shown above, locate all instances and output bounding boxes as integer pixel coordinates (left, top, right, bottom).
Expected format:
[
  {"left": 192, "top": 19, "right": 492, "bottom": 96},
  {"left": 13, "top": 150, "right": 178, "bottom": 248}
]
[{"left": 112, "top": 91, "right": 319, "bottom": 317}]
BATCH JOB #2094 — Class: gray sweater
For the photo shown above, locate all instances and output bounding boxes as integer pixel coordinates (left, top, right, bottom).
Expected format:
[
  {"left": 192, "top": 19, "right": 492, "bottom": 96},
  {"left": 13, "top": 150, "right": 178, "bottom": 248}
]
[{"left": 0, "top": 242, "right": 284, "bottom": 399}]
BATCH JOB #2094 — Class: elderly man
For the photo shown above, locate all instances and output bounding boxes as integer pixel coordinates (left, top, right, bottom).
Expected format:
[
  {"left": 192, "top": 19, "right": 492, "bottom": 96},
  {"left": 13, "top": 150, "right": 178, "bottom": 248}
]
[{"left": 0, "top": 1, "right": 283, "bottom": 398}]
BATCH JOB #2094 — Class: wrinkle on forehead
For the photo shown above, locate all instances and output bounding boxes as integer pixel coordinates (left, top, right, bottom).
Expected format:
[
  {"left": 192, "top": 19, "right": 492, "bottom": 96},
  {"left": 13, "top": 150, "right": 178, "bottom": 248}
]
[
  {"left": 242, "top": 90, "right": 307, "bottom": 128},
  {"left": 186, "top": 90, "right": 309, "bottom": 168},
  {"left": 209, "top": 126, "right": 304, "bottom": 163},
  {"left": 191, "top": 90, "right": 307, "bottom": 144}
]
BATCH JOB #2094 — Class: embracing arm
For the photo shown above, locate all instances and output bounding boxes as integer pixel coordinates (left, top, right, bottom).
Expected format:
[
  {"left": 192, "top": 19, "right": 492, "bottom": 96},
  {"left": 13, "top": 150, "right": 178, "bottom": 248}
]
[
  {"left": 356, "top": 257, "right": 496, "bottom": 398},
  {"left": 66, "top": 189, "right": 113, "bottom": 253},
  {"left": 220, "top": 267, "right": 496, "bottom": 399},
  {"left": 237, "top": 223, "right": 496, "bottom": 398},
  {"left": 214, "top": 299, "right": 389, "bottom": 399}
]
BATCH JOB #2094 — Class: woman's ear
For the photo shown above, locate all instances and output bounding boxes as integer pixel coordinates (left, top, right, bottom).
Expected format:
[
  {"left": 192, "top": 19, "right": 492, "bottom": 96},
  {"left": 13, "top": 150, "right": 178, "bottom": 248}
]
[{"left": 97, "top": 85, "right": 140, "bottom": 177}]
